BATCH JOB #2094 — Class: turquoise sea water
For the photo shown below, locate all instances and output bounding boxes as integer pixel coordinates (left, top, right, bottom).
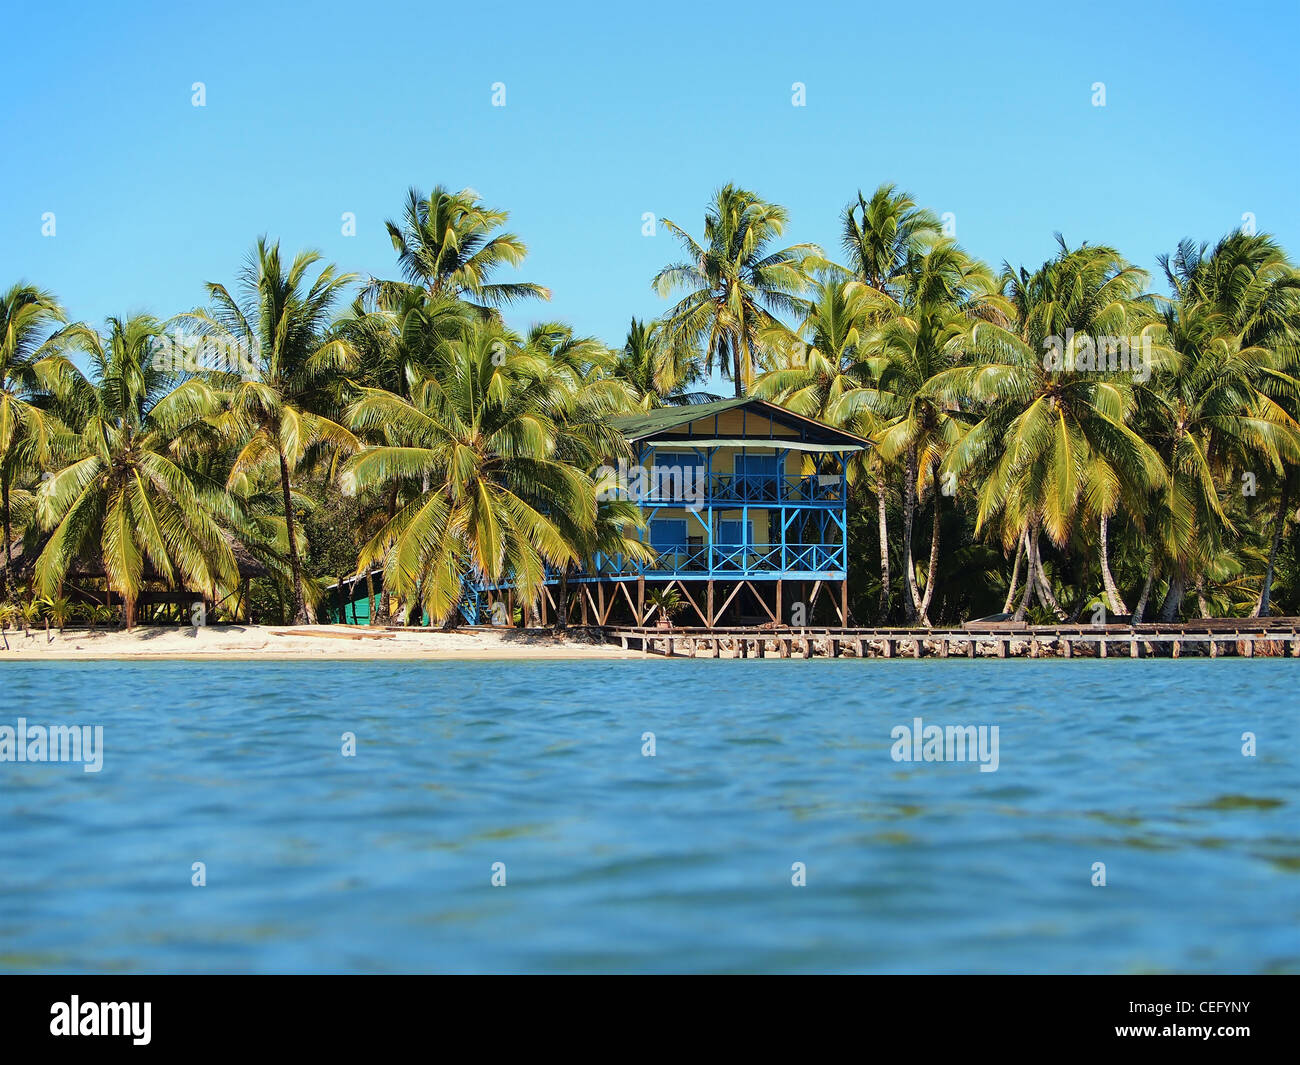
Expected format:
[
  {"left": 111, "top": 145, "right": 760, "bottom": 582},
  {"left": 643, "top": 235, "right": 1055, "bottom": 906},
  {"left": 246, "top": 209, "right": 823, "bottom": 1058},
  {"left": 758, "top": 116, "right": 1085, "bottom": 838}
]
[{"left": 0, "top": 659, "right": 1296, "bottom": 973}]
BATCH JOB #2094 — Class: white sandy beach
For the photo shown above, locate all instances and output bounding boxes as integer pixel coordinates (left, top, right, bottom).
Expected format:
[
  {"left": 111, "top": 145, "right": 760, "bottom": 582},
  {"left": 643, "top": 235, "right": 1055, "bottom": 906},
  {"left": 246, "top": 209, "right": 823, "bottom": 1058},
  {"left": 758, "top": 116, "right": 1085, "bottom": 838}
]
[{"left": 0, "top": 624, "right": 632, "bottom": 661}]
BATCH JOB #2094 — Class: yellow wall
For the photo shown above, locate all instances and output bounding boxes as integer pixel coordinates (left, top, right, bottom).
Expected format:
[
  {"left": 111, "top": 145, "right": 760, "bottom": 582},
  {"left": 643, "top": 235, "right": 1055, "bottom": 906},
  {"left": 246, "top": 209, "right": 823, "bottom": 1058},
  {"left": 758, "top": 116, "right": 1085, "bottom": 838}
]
[
  {"left": 646, "top": 444, "right": 809, "bottom": 477},
  {"left": 705, "top": 409, "right": 801, "bottom": 438}
]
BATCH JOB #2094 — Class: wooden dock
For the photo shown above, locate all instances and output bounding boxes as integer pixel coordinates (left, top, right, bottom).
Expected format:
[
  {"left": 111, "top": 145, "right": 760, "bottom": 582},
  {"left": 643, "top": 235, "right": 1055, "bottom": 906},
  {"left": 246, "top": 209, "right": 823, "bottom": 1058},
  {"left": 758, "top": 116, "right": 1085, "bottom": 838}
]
[{"left": 604, "top": 619, "right": 1300, "bottom": 660}]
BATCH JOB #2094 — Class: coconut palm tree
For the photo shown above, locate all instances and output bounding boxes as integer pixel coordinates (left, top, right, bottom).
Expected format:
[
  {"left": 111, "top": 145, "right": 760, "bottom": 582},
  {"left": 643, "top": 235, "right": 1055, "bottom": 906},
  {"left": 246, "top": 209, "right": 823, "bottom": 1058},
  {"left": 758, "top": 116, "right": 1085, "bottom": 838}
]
[
  {"left": 611, "top": 317, "right": 710, "bottom": 407},
  {"left": 380, "top": 185, "right": 550, "bottom": 311},
  {"left": 652, "top": 185, "right": 820, "bottom": 396},
  {"left": 191, "top": 238, "right": 360, "bottom": 623},
  {"left": 934, "top": 240, "right": 1167, "bottom": 620},
  {"left": 32, "top": 315, "right": 238, "bottom": 629},
  {"left": 1139, "top": 233, "right": 1300, "bottom": 620},
  {"left": 0, "top": 285, "right": 85, "bottom": 598},
  {"left": 331, "top": 288, "right": 475, "bottom": 622},
  {"left": 340, "top": 322, "right": 595, "bottom": 624},
  {"left": 841, "top": 184, "right": 943, "bottom": 299},
  {"left": 860, "top": 241, "right": 1005, "bottom": 624}
]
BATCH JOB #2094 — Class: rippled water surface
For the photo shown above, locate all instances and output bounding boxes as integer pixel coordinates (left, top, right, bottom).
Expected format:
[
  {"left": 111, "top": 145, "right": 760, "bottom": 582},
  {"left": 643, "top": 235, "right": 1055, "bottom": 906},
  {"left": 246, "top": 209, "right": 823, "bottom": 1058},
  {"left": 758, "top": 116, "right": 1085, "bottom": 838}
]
[{"left": 1, "top": 659, "right": 1296, "bottom": 973}]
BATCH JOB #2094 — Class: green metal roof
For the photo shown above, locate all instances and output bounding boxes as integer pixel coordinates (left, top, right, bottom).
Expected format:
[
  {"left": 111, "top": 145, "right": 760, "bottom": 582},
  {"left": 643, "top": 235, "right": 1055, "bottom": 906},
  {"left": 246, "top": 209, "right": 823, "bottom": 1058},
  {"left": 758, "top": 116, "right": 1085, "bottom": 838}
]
[
  {"left": 607, "top": 397, "right": 869, "bottom": 448},
  {"left": 606, "top": 398, "right": 750, "bottom": 439}
]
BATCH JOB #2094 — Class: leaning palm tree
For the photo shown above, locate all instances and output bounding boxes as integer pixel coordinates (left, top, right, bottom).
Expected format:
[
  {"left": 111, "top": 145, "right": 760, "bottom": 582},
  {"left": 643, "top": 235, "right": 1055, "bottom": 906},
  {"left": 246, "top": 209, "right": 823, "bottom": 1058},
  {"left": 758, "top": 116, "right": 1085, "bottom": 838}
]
[
  {"left": 0, "top": 284, "right": 85, "bottom": 598},
  {"left": 380, "top": 185, "right": 550, "bottom": 311},
  {"left": 191, "top": 238, "right": 359, "bottom": 623},
  {"left": 934, "top": 240, "right": 1167, "bottom": 620},
  {"left": 33, "top": 315, "right": 238, "bottom": 629},
  {"left": 340, "top": 322, "right": 595, "bottom": 624},
  {"left": 652, "top": 185, "right": 820, "bottom": 396}
]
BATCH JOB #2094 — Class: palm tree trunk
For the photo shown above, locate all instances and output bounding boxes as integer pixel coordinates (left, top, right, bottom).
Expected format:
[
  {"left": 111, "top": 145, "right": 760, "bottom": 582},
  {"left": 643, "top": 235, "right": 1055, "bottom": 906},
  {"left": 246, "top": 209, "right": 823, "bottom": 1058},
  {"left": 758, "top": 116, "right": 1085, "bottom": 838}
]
[
  {"left": 556, "top": 568, "right": 569, "bottom": 631},
  {"left": 1157, "top": 573, "right": 1185, "bottom": 622},
  {"left": 375, "top": 487, "right": 398, "bottom": 623},
  {"left": 0, "top": 470, "right": 10, "bottom": 602},
  {"left": 876, "top": 473, "right": 890, "bottom": 622},
  {"left": 1253, "top": 475, "right": 1291, "bottom": 617},
  {"left": 918, "top": 475, "right": 941, "bottom": 625},
  {"left": 365, "top": 570, "right": 376, "bottom": 626},
  {"left": 1013, "top": 525, "right": 1037, "bottom": 621},
  {"left": 1099, "top": 513, "right": 1128, "bottom": 615},
  {"left": 124, "top": 594, "right": 137, "bottom": 632},
  {"left": 1132, "top": 566, "right": 1156, "bottom": 623},
  {"left": 902, "top": 446, "right": 921, "bottom": 621},
  {"left": 1003, "top": 532, "right": 1026, "bottom": 614},
  {"left": 1195, "top": 577, "right": 1210, "bottom": 618},
  {"left": 1032, "top": 534, "right": 1069, "bottom": 620},
  {"left": 277, "top": 450, "right": 308, "bottom": 624}
]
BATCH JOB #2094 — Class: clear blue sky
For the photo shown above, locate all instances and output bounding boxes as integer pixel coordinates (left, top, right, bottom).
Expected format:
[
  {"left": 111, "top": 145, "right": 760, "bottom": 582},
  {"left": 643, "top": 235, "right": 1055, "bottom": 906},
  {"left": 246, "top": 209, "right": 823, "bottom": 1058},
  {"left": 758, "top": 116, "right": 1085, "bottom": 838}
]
[{"left": 4, "top": 0, "right": 1298, "bottom": 356}]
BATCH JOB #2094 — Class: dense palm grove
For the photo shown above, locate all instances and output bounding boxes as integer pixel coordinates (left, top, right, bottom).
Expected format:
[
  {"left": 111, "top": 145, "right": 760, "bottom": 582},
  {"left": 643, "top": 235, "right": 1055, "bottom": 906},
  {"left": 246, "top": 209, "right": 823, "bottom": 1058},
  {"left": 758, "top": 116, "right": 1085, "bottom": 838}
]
[{"left": 4, "top": 182, "right": 1300, "bottom": 630}]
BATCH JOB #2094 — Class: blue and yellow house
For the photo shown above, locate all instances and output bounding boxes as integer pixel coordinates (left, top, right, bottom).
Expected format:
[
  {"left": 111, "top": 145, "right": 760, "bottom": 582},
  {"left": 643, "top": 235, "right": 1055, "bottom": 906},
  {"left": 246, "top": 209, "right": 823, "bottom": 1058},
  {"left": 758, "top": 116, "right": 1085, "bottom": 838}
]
[{"left": 473, "top": 396, "right": 869, "bottom": 627}]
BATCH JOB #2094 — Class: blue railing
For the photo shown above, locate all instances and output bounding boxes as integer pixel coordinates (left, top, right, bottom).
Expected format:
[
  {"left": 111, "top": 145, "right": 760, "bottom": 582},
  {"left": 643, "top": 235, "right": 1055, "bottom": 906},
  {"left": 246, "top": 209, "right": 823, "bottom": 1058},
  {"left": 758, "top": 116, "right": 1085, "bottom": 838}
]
[
  {"left": 629, "top": 473, "right": 844, "bottom": 505},
  {"left": 587, "top": 542, "right": 846, "bottom": 578},
  {"left": 468, "top": 542, "right": 846, "bottom": 592}
]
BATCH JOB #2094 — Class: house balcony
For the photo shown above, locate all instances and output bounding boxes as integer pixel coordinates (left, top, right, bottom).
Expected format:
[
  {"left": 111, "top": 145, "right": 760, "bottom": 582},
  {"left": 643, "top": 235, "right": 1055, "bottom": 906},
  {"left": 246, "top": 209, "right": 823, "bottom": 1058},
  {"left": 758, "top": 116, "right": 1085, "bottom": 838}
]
[
  {"left": 584, "top": 542, "right": 847, "bottom": 580},
  {"left": 633, "top": 472, "right": 845, "bottom": 507}
]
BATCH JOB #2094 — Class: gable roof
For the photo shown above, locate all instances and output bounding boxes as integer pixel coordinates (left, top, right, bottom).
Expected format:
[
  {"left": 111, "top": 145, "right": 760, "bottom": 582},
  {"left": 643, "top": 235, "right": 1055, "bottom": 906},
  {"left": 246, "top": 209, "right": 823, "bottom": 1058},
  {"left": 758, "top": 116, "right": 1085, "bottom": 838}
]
[{"left": 608, "top": 397, "right": 870, "bottom": 449}]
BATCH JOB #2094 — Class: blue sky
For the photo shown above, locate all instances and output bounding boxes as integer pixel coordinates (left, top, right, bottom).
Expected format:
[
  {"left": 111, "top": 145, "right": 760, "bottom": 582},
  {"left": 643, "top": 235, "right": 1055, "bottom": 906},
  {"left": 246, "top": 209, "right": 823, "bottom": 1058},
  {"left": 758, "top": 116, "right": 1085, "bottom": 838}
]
[{"left": 5, "top": 0, "right": 1298, "bottom": 359}]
